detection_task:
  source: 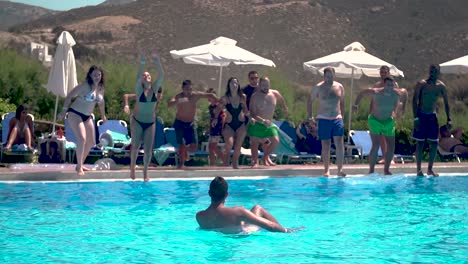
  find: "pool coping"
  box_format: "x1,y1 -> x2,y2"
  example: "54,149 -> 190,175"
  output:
0,162 -> 467,182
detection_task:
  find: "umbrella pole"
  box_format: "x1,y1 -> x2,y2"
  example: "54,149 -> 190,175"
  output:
348,69 -> 354,144
52,95 -> 59,135
218,66 -> 223,95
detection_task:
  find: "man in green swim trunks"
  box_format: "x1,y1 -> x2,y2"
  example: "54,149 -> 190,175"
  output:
353,76 -> 408,175
248,77 -> 289,167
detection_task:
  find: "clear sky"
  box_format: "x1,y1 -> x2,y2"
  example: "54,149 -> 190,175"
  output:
8,0 -> 106,11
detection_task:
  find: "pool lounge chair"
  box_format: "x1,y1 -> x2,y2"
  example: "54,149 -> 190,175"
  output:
437,145 -> 461,163
273,120 -> 320,164
95,119 -> 136,163
1,112 -> 38,163
349,130 -> 415,164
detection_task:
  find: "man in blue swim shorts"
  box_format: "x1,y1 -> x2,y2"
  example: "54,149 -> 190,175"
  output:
308,67 -> 346,177
412,64 -> 452,176
353,76 -> 408,175
168,80 -> 217,168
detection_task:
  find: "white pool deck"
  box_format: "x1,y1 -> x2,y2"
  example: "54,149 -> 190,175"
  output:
0,162 -> 467,182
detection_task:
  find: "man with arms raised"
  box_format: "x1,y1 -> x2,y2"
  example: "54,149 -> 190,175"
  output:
196,176 -> 292,234
168,80 -> 217,168
353,77 -> 408,175
412,64 -> 451,176
247,77 -> 289,167
308,67 -> 346,177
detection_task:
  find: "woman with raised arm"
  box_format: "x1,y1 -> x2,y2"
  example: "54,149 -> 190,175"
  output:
218,77 -> 248,169
123,53 -> 164,181
58,65 -> 107,176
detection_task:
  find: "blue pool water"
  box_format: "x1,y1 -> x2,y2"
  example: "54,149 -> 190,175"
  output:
0,175 -> 467,263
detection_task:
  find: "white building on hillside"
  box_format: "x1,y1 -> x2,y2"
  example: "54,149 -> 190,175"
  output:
30,42 -> 53,67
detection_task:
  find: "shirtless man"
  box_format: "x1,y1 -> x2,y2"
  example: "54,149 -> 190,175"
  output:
371,66 -> 406,164
168,80 -> 217,168
247,77 -> 289,167
308,67 -> 346,177
196,176 -> 291,234
353,77 -> 408,175
412,64 -> 451,176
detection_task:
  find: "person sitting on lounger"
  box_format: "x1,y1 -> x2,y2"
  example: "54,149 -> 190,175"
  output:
196,176 -> 294,234
295,119 -> 321,155
5,104 -> 34,151
439,125 -> 468,155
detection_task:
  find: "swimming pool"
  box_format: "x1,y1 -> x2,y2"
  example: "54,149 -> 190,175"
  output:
1,175 -> 466,263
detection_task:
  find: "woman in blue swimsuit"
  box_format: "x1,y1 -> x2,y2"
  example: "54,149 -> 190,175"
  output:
218,77 -> 248,169
123,53 -> 164,181
58,65 -> 107,176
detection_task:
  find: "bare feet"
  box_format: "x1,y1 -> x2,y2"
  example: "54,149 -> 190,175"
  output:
323,170 -> 330,177
75,166 -> 85,176
266,157 -> 276,166
427,170 -> 439,177
143,175 -> 150,182
337,171 -> 347,177
4,145 -> 11,151
176,164 -> 185,169
417,170 -> 424,176
384,170 -> 392,175
130,171 -> 136,180
251,162 -> 259,168
82,166 -> 91,172
368,169 -> 375,174
232,161 -> 239,169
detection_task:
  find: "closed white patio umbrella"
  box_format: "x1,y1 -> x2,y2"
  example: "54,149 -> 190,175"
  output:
170,36 -> 275,94
303,42 -> 404,141
440,55 -> 468,74
44,31 -> 78,134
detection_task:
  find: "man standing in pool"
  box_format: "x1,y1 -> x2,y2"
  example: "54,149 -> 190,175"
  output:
308,67 -> 346,177
168,80 -> 217,169
196,176 -> 292,234
353,76 -> 408,175
412,64 -> 452,177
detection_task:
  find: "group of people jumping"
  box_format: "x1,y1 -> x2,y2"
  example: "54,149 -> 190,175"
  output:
9,51 -> 457,180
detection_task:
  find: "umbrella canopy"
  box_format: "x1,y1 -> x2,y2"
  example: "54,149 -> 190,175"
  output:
303,42 -> 404,141
170,36 -> 275,93
44,31 -> 78,133
440,55 -> 468,74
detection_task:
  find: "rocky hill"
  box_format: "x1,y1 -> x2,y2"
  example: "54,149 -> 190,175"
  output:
0,1 -> 57,31
5,0 -> 468,88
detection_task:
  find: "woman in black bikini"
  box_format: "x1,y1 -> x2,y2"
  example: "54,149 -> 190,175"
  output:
218,77 -> 248,169
123,53 -> 164,181
58,65 -> 107,176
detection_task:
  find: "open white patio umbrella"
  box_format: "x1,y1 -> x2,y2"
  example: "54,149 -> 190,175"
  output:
170,36 -> 276,94
44,31 -> 78,134
303,42 -> 404,141
440,55 -> 468,74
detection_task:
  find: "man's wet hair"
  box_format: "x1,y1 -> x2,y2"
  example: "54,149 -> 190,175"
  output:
323,67 -> 335,75
209,176 -> 228,202
182,80 -> 192,87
